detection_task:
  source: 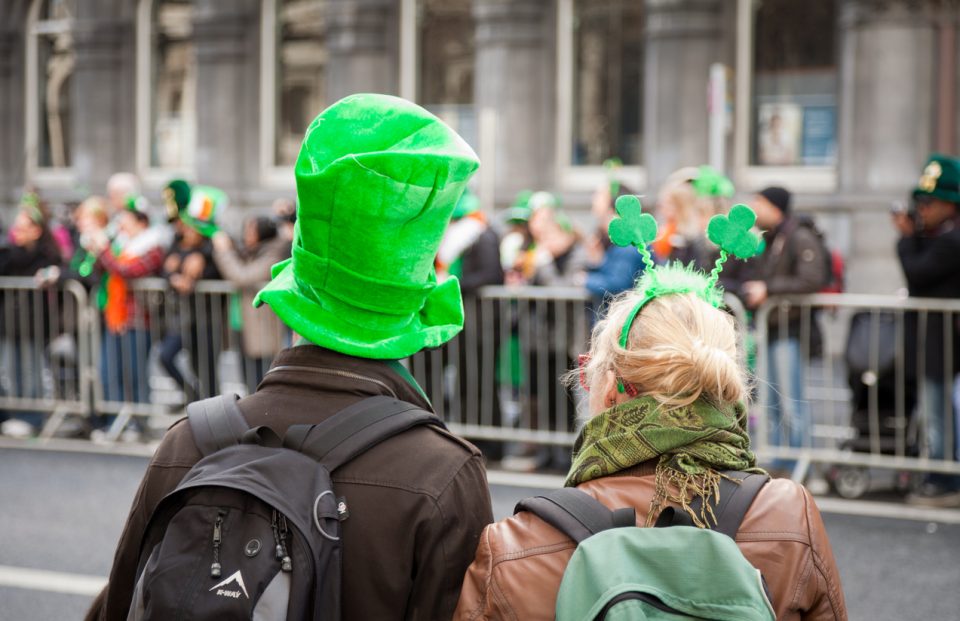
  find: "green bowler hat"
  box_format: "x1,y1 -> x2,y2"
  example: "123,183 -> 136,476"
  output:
913,153 -> 960,204
254,93 -> 480,359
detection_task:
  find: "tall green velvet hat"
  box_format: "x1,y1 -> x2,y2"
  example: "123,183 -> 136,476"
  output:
913,153 -> 960,204
254,93 -> 480,359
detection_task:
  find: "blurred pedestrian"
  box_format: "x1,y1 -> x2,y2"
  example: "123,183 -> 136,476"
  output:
506,192 -> 587,471
528,191 -> 587,287
87,195 -> 166,412
104,173 -> 142,245
734,186 -> 829,470
653,165 -> 734,269
436,189 -> 505,460
0,191 -> 62,437
212,216 -> 289,393
895,154 -> 960,507
500,190 -> 534,285
271,197 -> 296,248
159,180 -> 225,403
436,189 -> 503,293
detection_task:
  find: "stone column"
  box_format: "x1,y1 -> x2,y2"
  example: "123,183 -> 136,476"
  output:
643,0 -> 725,192
71,0 -> 136,196
192,0 -> 260,200
0,4 -> 27,209
837,0 -> 938,292
325,0 -> 398,100
473,0 -> 553,204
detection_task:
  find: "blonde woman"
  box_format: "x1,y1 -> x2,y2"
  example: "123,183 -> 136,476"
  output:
454,199 -> 847,621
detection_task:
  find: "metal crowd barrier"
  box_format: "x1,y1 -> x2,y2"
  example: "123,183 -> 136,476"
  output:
407,287 -> 750,448
3,274 -> 959,498
409,285 -> 592,447
91,278 -> 289,440
754,293 -> 960,496
0,276 -> 91,438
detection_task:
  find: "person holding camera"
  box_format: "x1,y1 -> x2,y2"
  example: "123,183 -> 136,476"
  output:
894,154 -> 960,507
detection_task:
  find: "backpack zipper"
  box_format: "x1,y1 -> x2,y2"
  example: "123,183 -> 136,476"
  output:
266,365 -> 398,399
271,509 -> 293,573
210,510 -> 225,578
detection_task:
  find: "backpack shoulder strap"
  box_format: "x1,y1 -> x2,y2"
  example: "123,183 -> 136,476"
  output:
514,488 -> 636,544
186,394 -> 249,457
710,472 -> 770,539
283,395 -> 446,471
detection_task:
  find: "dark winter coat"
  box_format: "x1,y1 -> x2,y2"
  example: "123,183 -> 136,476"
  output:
459,227 -> 504,295
897,216 -> 960,380
731,216 -> 828,342
90,345 -> 493,621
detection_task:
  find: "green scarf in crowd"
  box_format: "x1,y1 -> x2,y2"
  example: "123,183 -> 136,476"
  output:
565,396 -> 764,528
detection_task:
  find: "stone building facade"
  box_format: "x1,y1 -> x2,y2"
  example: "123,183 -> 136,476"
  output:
1,0 -> 958,293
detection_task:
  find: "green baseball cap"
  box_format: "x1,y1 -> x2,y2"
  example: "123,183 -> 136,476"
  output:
254,93 -> 480,359
913,153 -> 960,204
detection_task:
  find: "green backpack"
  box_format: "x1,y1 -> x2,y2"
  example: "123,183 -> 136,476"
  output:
515,472 -> 775,621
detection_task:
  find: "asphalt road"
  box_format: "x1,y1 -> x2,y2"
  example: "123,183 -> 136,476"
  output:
1,448 -> 958,621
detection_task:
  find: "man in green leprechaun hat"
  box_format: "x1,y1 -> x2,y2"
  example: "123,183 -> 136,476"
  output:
894,153 -> 960,507
92,94 -> 494,621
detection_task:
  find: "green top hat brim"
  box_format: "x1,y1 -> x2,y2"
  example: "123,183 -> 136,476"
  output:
254,258 -> 464,360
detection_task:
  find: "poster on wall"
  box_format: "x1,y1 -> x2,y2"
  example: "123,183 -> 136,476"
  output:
800,105 -> 836,166
757,103 -> 802,166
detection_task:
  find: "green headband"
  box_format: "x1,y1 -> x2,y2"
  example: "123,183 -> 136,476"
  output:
609,195 -> 763,352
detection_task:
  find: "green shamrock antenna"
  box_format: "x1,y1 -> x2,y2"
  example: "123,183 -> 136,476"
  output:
608,194 -> 658,273
608,196 -> 763,396
705,203 -> 763,290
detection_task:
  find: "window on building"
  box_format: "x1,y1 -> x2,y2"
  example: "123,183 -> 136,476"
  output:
34,0 -> 75,169
417,0 -> 475,145
151,0 -> 195,169
752,0 -> 837,167
275,0 -> 326,166
572,0 -> 643,166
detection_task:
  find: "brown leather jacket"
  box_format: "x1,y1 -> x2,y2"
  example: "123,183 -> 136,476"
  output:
455,463 -> 847,621
89,345 -> 493,621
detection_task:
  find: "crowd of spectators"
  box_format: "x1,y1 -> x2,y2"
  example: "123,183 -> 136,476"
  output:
0,173 -> 294,439
9,160 -> 956,500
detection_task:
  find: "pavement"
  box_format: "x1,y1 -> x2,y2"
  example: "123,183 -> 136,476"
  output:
0,446 -> 958,621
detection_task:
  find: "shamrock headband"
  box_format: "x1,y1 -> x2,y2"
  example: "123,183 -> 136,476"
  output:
609,194 -> 763,355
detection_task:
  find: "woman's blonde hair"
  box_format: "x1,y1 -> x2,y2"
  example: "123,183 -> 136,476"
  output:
580,291 -> 748,408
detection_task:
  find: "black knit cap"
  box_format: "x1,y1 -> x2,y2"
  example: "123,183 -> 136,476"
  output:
758,186 -> 791,214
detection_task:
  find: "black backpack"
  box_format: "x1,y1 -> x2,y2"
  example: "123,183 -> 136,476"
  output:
127,394 -> 443,620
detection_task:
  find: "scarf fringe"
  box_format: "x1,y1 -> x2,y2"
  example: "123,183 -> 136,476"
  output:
646,461 -> 741,528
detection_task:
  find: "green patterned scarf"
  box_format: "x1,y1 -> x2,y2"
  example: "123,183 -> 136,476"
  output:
565,396 -> 763,527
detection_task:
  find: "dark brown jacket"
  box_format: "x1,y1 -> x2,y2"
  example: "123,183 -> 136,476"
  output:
91,345 -> 493,621
455,463 -> 847,621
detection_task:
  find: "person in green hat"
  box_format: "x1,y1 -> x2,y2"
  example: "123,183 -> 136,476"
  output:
92,94 -> 494,621
156,183 -> 225,403
894,153 -> 960,507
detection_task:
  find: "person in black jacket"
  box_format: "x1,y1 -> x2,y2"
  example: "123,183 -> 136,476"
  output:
894,154 -> 960,506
